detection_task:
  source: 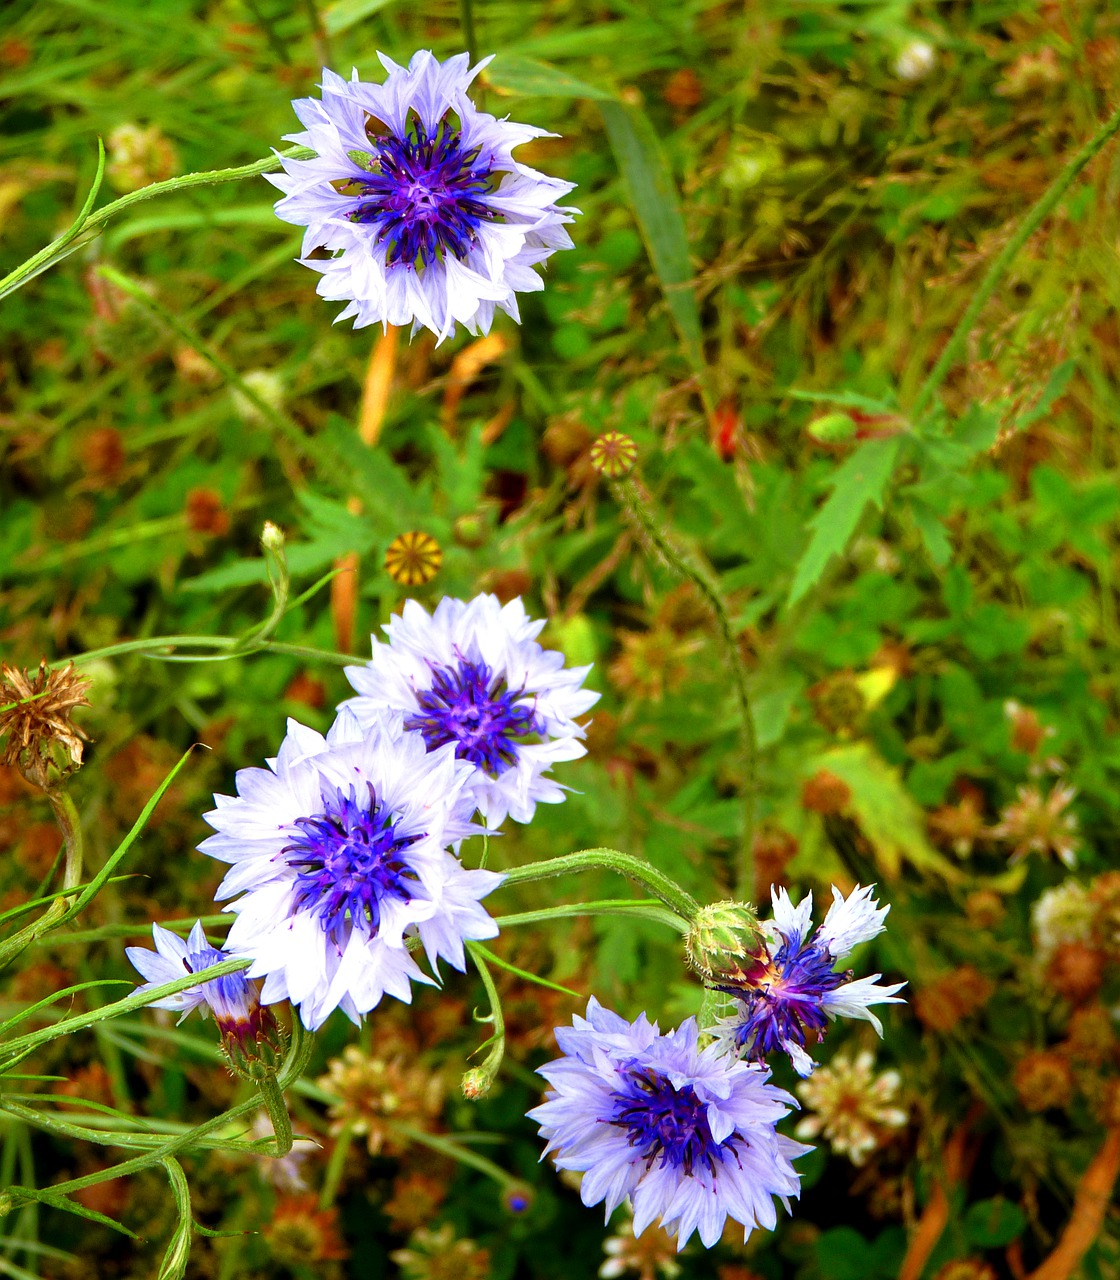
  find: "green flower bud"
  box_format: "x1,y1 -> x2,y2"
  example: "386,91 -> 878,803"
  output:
807,412 -> 858,443
461,1067 -> 493,1100
685,900 -> 768,985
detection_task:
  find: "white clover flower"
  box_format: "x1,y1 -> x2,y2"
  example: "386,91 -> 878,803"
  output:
1031,879 -> 1093,964
268,51 -> 578,342
893,40 -> 935,82
341,594 -> 599,827
199,710 -> 502,1031
795,1049 -> 907,1165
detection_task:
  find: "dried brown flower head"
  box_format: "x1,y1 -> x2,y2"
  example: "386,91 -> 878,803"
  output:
800,770 -> 852,815
318,1046 -> 443,1157
385,531 -> 442,586
913,967 -> 995,1033
392,1224 -> 490,1280
808,673 -> 866,736
609,626 -> 702,703
1044,941 -> 1105,1005
601,1211 -> 683,1280
383,1172 -> 447,1235
264,1194 -> 348,1266
991,783 -> 1080,868
0,661 -> 92,790
1063,1005 -> 1115,1066
185,487 -> 230,536
1014,1050 -> 1074,1113
929,791 -> 986,858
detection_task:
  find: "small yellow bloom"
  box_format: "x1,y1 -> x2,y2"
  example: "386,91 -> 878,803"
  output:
384,531 -> 442,586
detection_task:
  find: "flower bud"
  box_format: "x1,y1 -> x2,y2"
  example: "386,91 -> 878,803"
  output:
461,1067 -> 493,1100
807,412 -> 857,444
589,431 -> 638,478
685,900 -> 767,984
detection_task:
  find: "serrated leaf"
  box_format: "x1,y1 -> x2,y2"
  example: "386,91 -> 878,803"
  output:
788,436 -> 902,605
598,100 -> 705,383
487,53 -> 615,100
806,741 -> 962,881
910,499 -> 952,566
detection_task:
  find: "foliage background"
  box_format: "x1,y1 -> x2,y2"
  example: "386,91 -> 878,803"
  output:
1,0 -> 1120,1277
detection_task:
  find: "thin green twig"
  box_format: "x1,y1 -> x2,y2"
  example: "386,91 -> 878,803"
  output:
911,100 -> 1120,420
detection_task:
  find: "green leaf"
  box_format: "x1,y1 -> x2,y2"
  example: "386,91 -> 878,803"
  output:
158,1158 -> 193,1280
910,499 -> 952,566
788,388 -> 899,414
788,436 -> 902,606
805,741 -> 962,881
321,0 -> 398,36
467,944 -> 582,998
598,100 -> 706,383
964,1196 -> 1027,1247
487,54 -> 615,101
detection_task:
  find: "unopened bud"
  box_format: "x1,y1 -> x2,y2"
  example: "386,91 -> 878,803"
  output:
452,512 -> 488,549
261,522 -> 285,553
461,1067 -> 493,1100
685,900 -> 767,985
502,1182 -> 535,1215
589,431 -> 638,478
807,413 -> 857,444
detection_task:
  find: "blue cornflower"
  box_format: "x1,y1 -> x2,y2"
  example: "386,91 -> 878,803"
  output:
126,920 -> 270,1051
267,51 -> 578,342
528,999 -> 807,1250
198,711 -> 502,1031
341,594 -> 599,827
715,885 -> 906,1077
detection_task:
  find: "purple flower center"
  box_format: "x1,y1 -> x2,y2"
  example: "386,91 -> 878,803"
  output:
608,1066 -> 733,1177
350,116 -> 497,268
722,930 -> 848,1061
282,781 -> 424,942
405,657 -> 541,777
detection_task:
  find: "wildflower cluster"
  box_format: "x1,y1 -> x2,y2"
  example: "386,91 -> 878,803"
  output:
129,592 -> 596,1039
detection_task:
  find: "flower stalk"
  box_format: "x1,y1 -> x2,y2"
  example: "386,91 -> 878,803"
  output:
611,476 -> 759,882
501,848 -> 701,923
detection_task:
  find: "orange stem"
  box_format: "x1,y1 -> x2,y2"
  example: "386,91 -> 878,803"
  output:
1027,1127 -> 1120,1280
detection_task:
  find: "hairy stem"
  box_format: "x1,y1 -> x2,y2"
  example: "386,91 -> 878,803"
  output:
0,145 -> 313,301
465,941 -> 506,1092
912,101 -> 1120,419
257,1075 -> 293,1158
501,848 -> 701,922
612,477 -> 758,883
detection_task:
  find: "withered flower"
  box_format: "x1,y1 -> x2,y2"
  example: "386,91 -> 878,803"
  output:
0,661 -> 92,790
318,1046 -> 443,1157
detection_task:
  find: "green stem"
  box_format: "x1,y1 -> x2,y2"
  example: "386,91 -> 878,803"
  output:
0,145 -> 313,302
318,1122 -> 353,1210
500,849 -> 700,922
257,1075 -> 293,1158
0,1018 -> 313,1217
459,0 -> 478,63
494,899 -> 687,932
98,266 -> 322,467
611,476 -> 758,883
391,1124 -> 516,1189
0,789 -> 86,971
912,100 -> 1120,419
62,636 -> 367,669
464,941 -> 505,1094
0,958 -> 252,1066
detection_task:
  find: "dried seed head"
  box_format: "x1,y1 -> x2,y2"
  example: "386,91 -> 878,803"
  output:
589,431 -> 638,478
0,661 -> 92,791
385,531 -> 442,586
